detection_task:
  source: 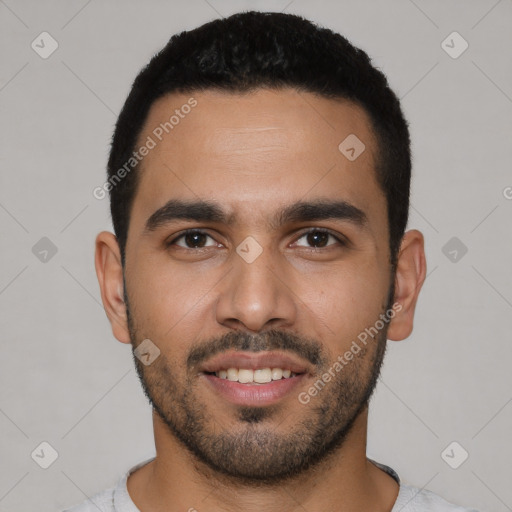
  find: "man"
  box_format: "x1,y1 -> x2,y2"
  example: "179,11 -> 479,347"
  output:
66,10 -> 478,512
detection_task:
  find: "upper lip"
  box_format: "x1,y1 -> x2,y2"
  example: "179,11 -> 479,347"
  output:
199,351 -> 312,374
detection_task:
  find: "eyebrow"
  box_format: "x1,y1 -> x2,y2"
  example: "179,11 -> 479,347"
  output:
143,198 -> 369,234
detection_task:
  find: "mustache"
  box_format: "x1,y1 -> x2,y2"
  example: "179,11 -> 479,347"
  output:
187,328 -> 326,370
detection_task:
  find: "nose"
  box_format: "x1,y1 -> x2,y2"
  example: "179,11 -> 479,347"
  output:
215,242 -> 297,333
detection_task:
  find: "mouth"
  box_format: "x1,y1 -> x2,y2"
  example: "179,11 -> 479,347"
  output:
199,351 -> 311,406
204,367 -> 299,383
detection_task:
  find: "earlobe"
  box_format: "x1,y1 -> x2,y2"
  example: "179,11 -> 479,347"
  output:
94,231 -> 131,344
386,229 -> 427,342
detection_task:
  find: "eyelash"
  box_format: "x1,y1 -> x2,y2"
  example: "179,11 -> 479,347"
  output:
165,228 -> 348,250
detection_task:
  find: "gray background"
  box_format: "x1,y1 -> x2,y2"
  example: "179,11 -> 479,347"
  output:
1,1 -> 511,511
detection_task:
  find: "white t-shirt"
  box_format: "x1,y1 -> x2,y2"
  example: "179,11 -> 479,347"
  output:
63,457 -> 479,512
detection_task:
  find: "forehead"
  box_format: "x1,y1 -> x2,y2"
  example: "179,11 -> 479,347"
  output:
129,88 -> 386,236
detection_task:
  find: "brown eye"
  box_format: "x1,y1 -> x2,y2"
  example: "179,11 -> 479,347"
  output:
167,230 -> 217,249
294,229 -> 346,249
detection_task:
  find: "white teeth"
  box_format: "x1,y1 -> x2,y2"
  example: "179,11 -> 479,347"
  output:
254,368 -> 272,383
238,369 -> 253,383
227,368 -> 238,381
271,368 -> 283,380
214,367 -> 297,382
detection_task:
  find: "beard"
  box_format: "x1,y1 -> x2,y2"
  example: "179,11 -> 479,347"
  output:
125,280 -> 394,485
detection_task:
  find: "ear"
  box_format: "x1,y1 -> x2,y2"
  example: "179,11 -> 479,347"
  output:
94,231 -> 131,344
386,229 -> 427,341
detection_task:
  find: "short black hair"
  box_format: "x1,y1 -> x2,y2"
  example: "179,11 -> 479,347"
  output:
107,10 -> 411,270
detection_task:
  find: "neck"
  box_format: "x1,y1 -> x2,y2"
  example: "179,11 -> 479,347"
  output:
127,407 -> 399,512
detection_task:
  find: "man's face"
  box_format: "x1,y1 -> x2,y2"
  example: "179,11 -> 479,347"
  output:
123,88 -> 394,482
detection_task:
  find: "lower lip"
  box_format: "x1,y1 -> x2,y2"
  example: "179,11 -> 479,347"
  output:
202,373 -> 306,406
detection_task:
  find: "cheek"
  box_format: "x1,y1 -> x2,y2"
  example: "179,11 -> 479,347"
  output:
127,252 -> 222,342
299,262 -> 388,349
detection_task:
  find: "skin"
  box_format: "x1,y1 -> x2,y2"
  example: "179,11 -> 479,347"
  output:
95,88 -> 426,512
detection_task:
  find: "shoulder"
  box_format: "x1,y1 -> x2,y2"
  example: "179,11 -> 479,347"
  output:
60,456 -> 155,512
394,483 -> 480,512
61,486 -> 116,512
